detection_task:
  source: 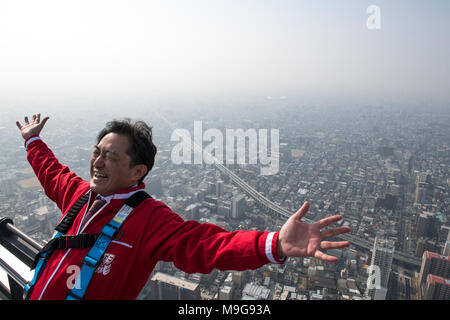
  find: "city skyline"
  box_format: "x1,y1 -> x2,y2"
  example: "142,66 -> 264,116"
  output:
1,102 -> 448,300
0,1 -> 449,301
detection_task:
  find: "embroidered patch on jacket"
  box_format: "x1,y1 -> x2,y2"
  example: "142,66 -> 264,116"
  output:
95,253 -> 116,275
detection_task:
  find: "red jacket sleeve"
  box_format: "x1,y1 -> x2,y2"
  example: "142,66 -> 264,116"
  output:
146,203 -> 285,274
25,135 -> 88,214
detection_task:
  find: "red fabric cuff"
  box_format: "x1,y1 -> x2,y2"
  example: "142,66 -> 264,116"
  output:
24,135 -> 41,150
259,231 -> 286,264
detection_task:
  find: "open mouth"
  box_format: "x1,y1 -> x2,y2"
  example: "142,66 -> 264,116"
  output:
93,172 -> 108,181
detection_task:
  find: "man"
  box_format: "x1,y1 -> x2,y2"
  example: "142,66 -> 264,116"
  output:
16,113 -> 350,300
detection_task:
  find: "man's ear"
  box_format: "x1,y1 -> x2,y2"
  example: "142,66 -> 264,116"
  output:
132,164 -> 148,182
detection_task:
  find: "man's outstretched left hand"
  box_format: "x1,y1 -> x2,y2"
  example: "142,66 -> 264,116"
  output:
277,202 -> 351,262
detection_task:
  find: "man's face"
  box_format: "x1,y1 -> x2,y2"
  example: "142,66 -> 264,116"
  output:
90,133 -> 139,196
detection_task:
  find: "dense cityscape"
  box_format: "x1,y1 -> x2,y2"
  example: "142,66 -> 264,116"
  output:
0,100 -> 449,300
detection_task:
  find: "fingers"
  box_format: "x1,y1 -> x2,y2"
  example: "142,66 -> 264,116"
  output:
321,226 -> 351,239
318,215 -> 342,228
320,241 -> 350,250
40,116 -> 50,127
17,114 -> 48,135
294,202 -> 310,221
315,241 -> 350,262
314,250 -> 338,262
18,114 -> 47,126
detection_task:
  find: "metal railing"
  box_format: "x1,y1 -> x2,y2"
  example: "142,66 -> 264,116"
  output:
0,217 -> 43,300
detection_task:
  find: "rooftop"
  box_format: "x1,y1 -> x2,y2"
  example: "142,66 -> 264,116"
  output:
427,274 -> 450,286
423,251 -> 450,262
151,272 -> 198,291
242,283 -> 270,300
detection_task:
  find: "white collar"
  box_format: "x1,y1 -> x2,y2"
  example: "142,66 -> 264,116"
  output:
95,184 -> 140,202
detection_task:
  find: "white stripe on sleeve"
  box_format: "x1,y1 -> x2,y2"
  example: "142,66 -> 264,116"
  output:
265,232 -> 277,264
25,136 -> 41,150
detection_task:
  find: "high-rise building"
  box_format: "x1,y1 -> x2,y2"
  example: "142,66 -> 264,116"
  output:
232,271 -> 245,289
231,194 -> 246,219
416,237 -> 439,257
373,287 -> 388,300
415,182 -> 427,204
423,274 -> 450,300
207,181 -> 216,194
185,203 -> 200,220
149,272 -> 200,300
418,251 -> 450,298
219,273 -> 234,300
416,211 -> 437,238
415,172 -> 431,204
217,200 -> 231,218
367,237 -> 395,299
443,232 -> 450,256
216,180 -> 224,198
433,186 -> 445,202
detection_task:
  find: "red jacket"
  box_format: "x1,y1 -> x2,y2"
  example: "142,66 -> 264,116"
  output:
24,136 -> 285,300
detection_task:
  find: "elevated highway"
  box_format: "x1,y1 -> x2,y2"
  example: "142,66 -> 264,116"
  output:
215,163 -> 422,269
155,112 -> 422,269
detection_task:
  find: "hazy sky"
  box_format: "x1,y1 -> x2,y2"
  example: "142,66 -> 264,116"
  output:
0,0 -> 449,106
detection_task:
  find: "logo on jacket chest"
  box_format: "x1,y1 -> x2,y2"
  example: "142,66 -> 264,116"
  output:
66,253 -> 116,290
95,253 -> 116,275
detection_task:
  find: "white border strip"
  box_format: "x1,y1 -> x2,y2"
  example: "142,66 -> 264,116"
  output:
265,232 -> 277,264
111,188 -> 141,200
25,136 -> 41,150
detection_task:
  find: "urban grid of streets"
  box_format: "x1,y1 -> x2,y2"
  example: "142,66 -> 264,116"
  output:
0,99 -> 448,300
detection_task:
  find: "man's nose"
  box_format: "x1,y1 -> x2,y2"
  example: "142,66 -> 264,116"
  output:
92,154 -> 105,167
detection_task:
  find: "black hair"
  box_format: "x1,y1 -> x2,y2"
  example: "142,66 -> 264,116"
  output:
96,118 -> 157,184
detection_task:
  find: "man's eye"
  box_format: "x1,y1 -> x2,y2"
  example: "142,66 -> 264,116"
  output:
104,152 -> 117,160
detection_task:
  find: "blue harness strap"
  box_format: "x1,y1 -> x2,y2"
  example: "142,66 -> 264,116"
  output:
24,192 -> 90,300
66,191 -> 150,300
23,231 -> 63,299
24,190 -> 150,300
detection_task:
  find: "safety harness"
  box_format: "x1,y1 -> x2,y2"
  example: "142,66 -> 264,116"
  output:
24,190 -> 151,300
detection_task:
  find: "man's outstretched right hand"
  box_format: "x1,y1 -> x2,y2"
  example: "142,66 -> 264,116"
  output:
16,113 -> 50,141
